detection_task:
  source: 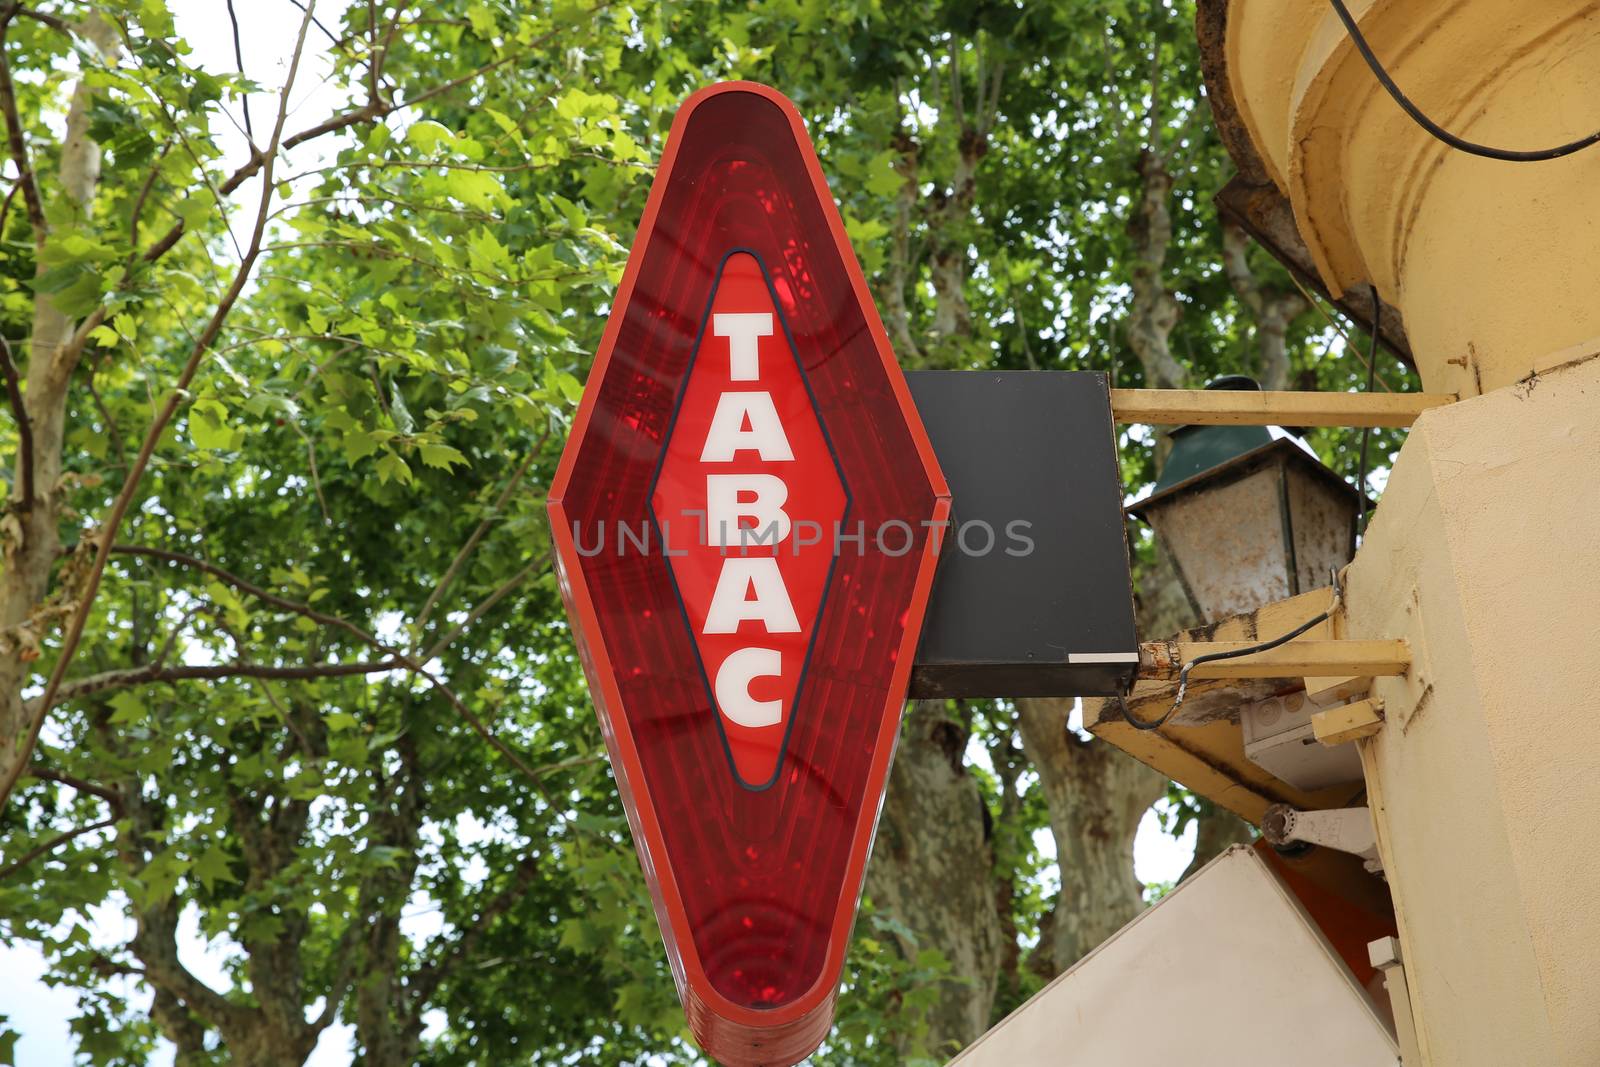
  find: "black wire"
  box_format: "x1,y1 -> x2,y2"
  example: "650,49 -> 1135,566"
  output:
1354,291 -> 1379,542
1328,0 -> 1600,162
1118,572 -> 1343,732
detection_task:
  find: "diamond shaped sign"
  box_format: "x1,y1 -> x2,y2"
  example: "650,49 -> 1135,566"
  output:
548,82 -> 949,1066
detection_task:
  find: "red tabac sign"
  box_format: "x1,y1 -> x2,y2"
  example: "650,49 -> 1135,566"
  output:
548,82 -> 949,1066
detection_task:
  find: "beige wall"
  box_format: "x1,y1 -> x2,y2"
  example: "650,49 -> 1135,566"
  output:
1347,354 -> 1600,1065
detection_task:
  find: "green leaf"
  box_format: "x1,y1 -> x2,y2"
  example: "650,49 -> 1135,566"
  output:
406,120 -> 453,154
483,106 -> 526,150
419,442 -> 468,470
468,228 -> 511,275
342,429 -> 380,463
174,194 -> 214,230
192,844 -> 234,892
27,263 -> 101,317
554,90 -> 586,120
447,168 -> 507,212
189,399 -> 237,451
204,578 -> 251,631
136,850 -> 190,908
865,149 -> 906,197
611,128 -> 640,162
556,371 -> 585,405
237,910 -> 284,944
325,711 -> 359,732
375,450 -> 412,485
466,3 -> 497,36
388,383 -> 415,434
107,690 -> 145,725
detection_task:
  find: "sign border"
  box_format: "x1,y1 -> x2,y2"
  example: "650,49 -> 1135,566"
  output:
548,80 -> 950,1039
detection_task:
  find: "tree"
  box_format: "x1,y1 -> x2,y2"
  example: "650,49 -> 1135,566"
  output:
1,1 -> 1417,1063
0,2 -> 694,1062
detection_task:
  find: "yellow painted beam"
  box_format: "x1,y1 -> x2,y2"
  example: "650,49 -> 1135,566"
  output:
1304,674 -> 1372,708
1312,697 -> 1386,746
1138,639 -> 1410,680
1110,388 -> 1452,428
1088,710 -> 1364,826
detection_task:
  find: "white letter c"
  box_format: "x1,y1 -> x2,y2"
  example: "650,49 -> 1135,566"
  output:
714,647 -> 783,728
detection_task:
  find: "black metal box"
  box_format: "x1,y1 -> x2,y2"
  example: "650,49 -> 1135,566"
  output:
907,371 -> 1138,698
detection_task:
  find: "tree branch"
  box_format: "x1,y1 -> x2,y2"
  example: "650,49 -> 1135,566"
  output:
12,6 -> 68,35
107,543 -> 555,789
0,172 -> 18,235
0,815 -> 115,880
0,335 -> 31,508
0,1 -> 609,812
113,544 -> 384,651
421,553 -> 546,664
284,0 -> 345,51
224,0 -> 255,141
364,0 -> 380,102
1283,272 -> 1397,394
52,658 -> 405,704
408,852 -> 540,1005
83,368 -> 128,469
1221,221 -> 1263,315
125,141 -> 172,262
1124,148 -> 1187,389
1223,222 -> 1309,390
127,833 -> 251,1038
27,763 -> 124,810
0,4 -> 46,243
138,5 -> 600,269
413,439 -> 544,636
948,37 -> 965,130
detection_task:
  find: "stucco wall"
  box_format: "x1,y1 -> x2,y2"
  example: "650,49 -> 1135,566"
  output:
1347,354 -> 1600,1064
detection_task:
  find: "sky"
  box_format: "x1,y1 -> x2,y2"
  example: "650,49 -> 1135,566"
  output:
0,4 -> 1197,1062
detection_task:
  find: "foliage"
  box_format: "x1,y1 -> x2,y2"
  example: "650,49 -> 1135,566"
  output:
0,1 -> 1412,1063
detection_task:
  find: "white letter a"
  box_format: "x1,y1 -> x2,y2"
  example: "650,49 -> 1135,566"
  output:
700,392 -> 794,463
703,558 -> 800,634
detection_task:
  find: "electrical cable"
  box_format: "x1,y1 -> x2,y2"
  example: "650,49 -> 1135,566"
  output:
1354,291 -> 1379,542
1327,0 -> 1600,162
1117,570 -> 1344,732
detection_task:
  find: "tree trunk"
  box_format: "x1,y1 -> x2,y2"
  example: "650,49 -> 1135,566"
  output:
1220,222 -> 1308,391
1016,699 -> 1166,972
1125,149 -> 1187,391
1181,801 -> 1255,882
0,17 -> 117,811
864,700 -> 1005,1058
352,743 -> 427,1067
881,132 -> 923,365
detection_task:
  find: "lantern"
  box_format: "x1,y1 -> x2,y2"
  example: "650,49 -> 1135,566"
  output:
1128,376 -> 1361,624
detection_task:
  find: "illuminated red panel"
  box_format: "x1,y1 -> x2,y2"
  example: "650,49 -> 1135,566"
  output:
548,82 -> 948,1067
